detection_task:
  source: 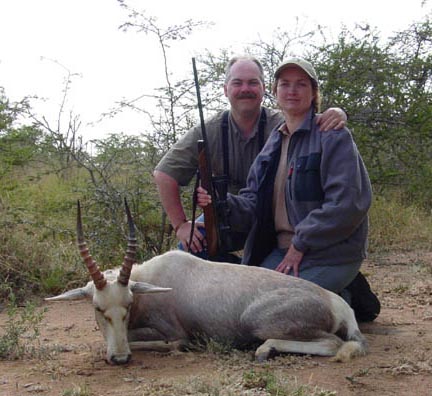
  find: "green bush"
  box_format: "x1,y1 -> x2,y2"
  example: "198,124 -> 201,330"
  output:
0,220 -> 88,302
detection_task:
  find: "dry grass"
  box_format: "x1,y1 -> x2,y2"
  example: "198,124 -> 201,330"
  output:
368,195 -> 432,253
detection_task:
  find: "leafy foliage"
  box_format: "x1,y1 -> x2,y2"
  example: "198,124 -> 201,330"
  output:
0,89 -> 42,178
316,22 -> 432,205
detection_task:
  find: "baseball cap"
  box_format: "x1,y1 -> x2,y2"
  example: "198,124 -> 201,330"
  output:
274,57 -> 318,84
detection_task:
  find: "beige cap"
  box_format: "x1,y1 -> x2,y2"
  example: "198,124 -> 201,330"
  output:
274,57 -> 318,84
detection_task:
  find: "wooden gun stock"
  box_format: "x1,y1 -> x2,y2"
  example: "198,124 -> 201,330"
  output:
197,140 -> 219,257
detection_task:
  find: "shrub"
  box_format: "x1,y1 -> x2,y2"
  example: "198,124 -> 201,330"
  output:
0,289 -> 46,360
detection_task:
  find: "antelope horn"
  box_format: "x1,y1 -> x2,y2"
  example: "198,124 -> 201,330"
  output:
117,198 -> 138,286
77,200 -> 107,290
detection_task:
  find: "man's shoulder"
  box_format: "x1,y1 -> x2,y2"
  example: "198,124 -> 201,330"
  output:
176,110 -> 225,142
188,110 -> 225,140
261,107 -> 284,136
263,107 -> 284,127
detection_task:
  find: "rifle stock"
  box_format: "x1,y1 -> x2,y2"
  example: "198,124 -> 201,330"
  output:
197,140 -> 219,257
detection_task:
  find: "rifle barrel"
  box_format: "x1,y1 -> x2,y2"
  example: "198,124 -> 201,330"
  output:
192,58 -> 214,182
192,58 -> 220,258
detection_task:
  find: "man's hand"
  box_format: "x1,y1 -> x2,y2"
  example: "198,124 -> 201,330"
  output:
275,244 -> 304,277
176,220 -> 206,253
316,107 -> 347,131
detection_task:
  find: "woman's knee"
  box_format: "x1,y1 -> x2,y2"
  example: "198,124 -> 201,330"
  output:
299,262 -> 361,293
260,248 -> 286,271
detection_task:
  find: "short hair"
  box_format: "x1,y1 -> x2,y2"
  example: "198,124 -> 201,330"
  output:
224,56 -> 265,84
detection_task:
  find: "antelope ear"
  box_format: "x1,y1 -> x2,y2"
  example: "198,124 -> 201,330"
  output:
129,281 -> 172,294
45,283 -> 94,301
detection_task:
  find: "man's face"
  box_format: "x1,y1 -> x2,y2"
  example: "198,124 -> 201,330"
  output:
224,60 -> 265,116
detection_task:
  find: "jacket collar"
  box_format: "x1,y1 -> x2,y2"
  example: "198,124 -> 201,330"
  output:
277,105 -> 315,136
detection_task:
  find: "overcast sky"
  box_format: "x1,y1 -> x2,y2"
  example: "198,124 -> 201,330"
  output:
0,0 -> 430,140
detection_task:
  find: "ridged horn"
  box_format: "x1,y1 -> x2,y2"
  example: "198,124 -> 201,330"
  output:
77,200 -> 107,290
117,198 -> 138,286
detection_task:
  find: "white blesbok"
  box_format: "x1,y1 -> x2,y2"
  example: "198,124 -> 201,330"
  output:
46,200 -> 368,365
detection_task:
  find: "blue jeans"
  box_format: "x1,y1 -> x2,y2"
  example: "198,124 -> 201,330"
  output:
260,247 -> 361,294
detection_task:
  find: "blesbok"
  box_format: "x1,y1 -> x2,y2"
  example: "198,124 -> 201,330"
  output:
46,200 -> 368,365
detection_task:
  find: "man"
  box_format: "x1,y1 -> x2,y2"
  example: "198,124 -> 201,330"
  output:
154,56 -> 346,254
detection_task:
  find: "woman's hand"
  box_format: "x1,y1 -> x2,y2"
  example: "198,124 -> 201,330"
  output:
196,186 -> 212,207
275,244 -> 304,277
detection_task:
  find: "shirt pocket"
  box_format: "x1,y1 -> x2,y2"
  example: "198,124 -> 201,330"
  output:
294,153 -> 324,201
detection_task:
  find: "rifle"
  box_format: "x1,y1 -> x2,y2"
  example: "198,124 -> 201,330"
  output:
192,58 -> 232,258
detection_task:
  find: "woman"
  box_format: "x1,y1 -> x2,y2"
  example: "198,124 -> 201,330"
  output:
197,57 -> 380,321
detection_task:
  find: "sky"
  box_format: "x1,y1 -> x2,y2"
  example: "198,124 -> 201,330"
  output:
0,0 -> 430,141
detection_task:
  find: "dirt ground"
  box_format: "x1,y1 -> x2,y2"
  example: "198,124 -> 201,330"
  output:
1,251 -> 432,396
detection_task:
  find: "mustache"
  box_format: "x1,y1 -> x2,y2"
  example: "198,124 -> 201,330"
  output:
236,93 -> 257,99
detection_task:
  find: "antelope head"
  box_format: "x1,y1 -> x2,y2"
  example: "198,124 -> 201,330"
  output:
45,198 -> 172,365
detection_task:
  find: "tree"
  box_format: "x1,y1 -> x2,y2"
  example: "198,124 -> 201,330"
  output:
387,17 -> 432,203
70,132 -> 165,261
116,0 -> 213,153
115,1 -> 214,251
0,88 -> 42,177
314,20 -> 432,206
22,59 -> 85,180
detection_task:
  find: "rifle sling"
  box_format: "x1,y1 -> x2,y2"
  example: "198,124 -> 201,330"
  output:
188,170 -> 200,250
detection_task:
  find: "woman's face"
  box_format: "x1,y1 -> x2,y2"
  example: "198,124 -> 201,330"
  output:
275,66 -> 314,118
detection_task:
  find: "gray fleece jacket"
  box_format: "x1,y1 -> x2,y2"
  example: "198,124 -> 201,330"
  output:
227,107 -> 372,268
